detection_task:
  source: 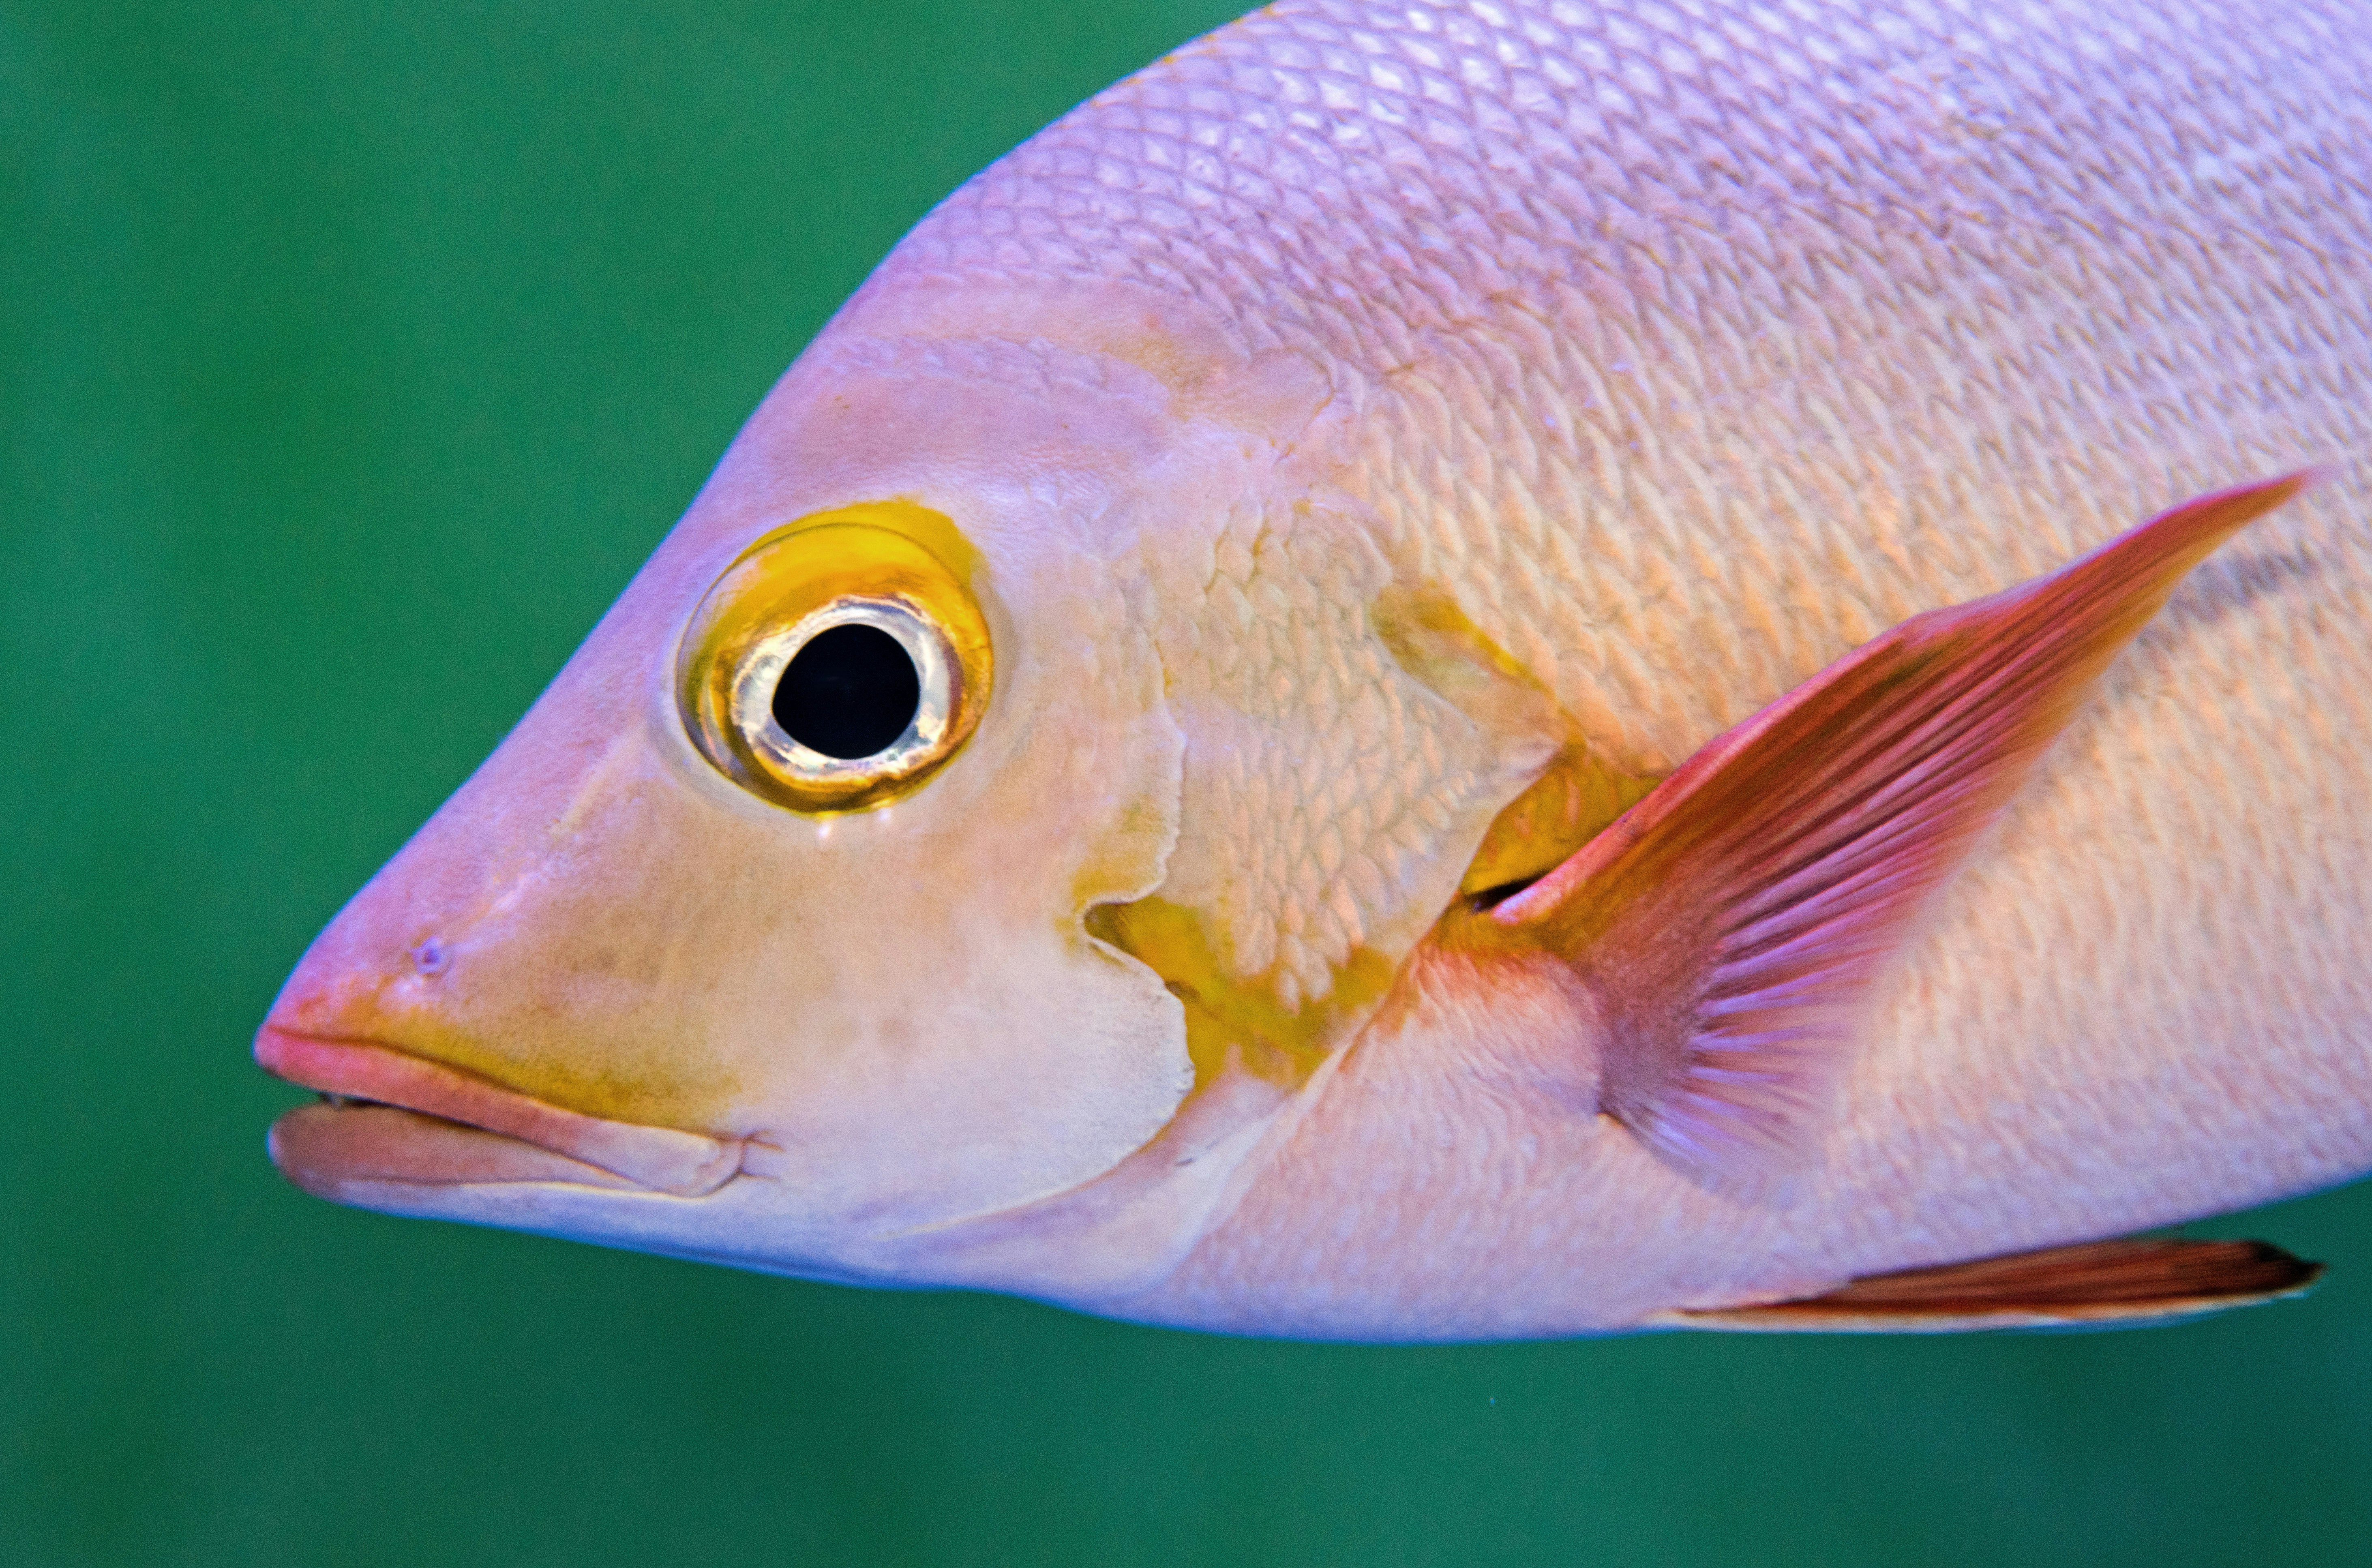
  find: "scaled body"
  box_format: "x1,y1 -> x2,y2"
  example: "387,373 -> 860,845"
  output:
261,0 -> 2372,1337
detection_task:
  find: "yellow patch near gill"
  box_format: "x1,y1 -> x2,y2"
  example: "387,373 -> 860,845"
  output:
1367,582 -> 1662,899
1459,746 -> 1662,899
1369,583 -> 1567,741
1085,897 -> 1399,1089
1087,580 -> 1665,1093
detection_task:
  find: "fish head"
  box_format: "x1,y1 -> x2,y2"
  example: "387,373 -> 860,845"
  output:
255,314 -> 1326,1281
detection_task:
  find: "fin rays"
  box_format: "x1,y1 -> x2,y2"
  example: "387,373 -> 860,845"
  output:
1671,1237 -> 2324,1331
1481,473 -> 2318,1187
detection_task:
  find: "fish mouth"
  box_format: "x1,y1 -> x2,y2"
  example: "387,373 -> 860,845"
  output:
256,1026 -> 744,1200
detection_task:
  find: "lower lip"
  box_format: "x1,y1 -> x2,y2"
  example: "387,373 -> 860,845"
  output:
267,1100 -> 654,1198
254,1026 -> 743,1197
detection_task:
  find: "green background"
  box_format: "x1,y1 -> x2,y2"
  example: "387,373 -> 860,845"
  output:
5,1 -> 2370,1562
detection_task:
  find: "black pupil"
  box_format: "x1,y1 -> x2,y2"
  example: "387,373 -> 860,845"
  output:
772,623 -> 921,760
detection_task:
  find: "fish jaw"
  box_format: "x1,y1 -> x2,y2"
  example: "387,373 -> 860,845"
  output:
256,1027 -> 744,1199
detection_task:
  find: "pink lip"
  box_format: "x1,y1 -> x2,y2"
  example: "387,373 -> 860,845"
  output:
256,1026 -> 743,1198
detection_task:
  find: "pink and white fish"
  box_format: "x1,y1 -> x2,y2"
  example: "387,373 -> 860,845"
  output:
256,0 -> 2372,1337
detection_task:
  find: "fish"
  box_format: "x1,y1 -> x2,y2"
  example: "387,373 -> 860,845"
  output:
255,0 -> 2372,1339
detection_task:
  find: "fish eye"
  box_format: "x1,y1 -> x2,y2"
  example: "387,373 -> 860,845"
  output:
773,620 -> 923,759
677,504 -> 991,814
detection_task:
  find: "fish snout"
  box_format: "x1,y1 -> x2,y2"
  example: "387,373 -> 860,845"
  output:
253,865 -> 750,1205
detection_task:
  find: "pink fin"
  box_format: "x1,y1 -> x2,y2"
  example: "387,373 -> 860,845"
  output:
1489,473 -> 2317,1185
1666,1237 -> 2323,1331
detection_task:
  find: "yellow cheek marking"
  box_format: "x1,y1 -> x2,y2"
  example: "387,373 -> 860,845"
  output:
1086,896 -> 1398,1090
328,772 -> 792,1135
306,973 -> 750,1135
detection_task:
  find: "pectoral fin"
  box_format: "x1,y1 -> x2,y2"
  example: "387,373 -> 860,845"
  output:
1664,1237 -> 2324,1331
1479,473 -> 2317,1185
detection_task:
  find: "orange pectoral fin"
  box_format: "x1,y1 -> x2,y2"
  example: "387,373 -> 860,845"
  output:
1481,472 -> 2319,1187
1663,1237 -> 2324,1331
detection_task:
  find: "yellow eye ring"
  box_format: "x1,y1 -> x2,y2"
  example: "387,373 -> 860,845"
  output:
677,503 -> 992,814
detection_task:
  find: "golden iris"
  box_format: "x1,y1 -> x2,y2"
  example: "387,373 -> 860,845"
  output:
677,502 -> 992,814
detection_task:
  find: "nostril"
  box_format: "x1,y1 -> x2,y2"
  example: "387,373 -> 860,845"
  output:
410,938 -> 451,978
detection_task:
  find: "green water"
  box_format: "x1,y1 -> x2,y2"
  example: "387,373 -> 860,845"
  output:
5,2 -> 2370,1562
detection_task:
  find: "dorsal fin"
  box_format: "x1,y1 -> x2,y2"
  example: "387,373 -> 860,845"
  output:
1483,473 -> 2318,1185
1664,1237 -> 2325,1331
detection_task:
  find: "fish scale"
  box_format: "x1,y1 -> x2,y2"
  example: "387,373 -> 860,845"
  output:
877,0 -> 2368,946
258,0 -> 2372,1336
866,0 -> 2372,1330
